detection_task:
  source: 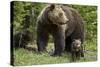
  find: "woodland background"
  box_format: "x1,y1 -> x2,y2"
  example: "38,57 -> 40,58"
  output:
11,1 -> 97,66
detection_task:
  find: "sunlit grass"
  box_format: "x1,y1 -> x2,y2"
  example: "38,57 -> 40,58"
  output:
13,40 -> 97,66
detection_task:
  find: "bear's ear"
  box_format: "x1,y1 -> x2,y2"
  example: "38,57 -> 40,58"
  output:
50,4 -> 55,11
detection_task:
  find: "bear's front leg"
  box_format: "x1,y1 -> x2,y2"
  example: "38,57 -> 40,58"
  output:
52,29 -> 65,56
37,27 -> 49,52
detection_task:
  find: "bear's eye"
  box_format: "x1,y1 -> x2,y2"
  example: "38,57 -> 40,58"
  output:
59,13 -> 63,17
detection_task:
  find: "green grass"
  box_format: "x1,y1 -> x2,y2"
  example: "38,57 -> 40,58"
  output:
13,40 -> 97,66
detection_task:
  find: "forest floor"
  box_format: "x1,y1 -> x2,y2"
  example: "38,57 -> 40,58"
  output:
13,41 -> 97,66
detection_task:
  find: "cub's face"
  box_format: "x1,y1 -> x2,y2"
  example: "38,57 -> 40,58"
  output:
48,4 -> 69,25
71,39 -> 81,52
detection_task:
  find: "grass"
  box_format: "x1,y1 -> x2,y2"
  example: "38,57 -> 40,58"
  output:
13,40 -> 97,66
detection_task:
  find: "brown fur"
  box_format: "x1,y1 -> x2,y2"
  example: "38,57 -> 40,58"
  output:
37,4 -> 85,56
71,39 -> 84,61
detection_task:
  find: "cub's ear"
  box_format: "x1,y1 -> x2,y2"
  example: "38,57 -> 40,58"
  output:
50,4 -> 55,11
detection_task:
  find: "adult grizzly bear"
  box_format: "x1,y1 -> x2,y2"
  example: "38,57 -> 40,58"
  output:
37,4 -> 85,56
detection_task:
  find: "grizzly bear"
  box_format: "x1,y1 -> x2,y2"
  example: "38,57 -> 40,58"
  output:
71,39 -> 84,61
36,4 -> 85,56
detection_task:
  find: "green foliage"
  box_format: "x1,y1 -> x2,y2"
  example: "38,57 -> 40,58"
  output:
12,1 -> 47,39
71,5 -> 97,41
